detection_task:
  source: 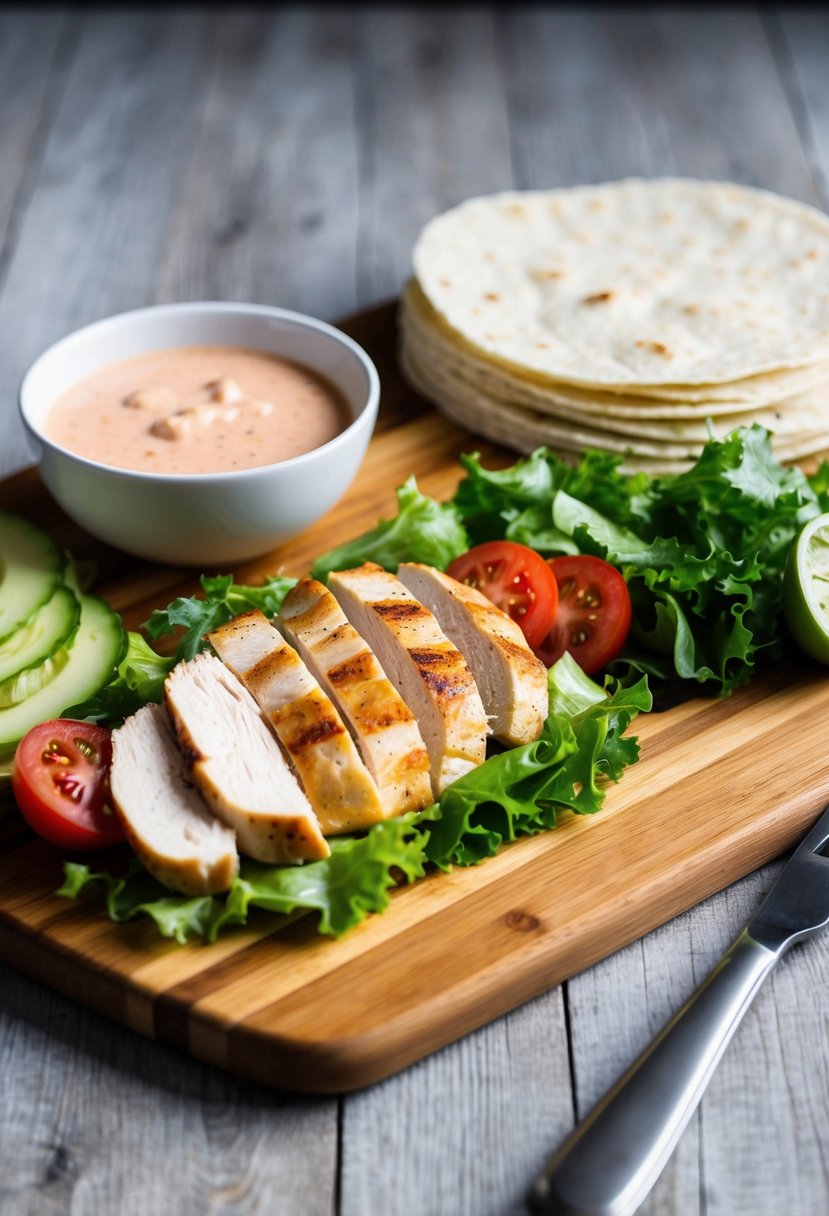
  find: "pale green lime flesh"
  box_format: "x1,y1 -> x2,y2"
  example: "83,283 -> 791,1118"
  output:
784,512 -> 829,665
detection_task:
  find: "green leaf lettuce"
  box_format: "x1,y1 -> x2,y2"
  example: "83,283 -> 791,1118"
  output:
311,476 -> 468,582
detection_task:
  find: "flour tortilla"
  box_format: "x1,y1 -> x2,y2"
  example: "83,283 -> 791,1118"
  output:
402,279 -> 829,416
400,310 -> 829,441
402,322 -> 829,442
400,342 -> 829,475
413,180 -> 829,388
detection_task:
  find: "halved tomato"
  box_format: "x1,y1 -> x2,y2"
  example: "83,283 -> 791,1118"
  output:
534,555 -> 632,674
447,540 -> 559,649
12,719 -> 123,851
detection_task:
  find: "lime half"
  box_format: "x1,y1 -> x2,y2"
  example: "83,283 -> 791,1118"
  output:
784,512 -> 829,664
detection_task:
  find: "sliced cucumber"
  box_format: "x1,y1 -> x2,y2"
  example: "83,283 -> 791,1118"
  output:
0,585 -> 81,705
0,592 -> 125,756
0,642 -> 73,709
0,512 -> 65,644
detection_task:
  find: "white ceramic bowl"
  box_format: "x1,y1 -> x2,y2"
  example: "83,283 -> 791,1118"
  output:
19,302 -> 380,566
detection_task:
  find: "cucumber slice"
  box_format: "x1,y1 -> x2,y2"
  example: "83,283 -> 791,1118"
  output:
0,642 -> 73,709
0,513 -> 66,644
0,585 -> 81,705
0,592 -> 125,755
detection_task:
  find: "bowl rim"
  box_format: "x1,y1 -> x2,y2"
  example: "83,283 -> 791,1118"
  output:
18,300 -> 381,484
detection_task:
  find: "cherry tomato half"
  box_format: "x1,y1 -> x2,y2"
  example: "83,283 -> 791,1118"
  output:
447,540 -> 559,649
534,555 -> 632,675
12,720 -> 123,851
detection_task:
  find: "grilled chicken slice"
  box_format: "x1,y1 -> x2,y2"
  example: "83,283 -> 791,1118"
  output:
164,651 -> 329,863
111,703 -> 239,895
328,563 -> 488,796
208,610 -> 386,834
279,577 -> 432,816
398,563 -> 548,746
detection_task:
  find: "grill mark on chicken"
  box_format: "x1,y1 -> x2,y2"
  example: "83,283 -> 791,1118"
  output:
330,672 -> 415,732
408,647 -> 477,699
327,652 -> 377,685
495,636 -> 536,665
314,622 -> 352,649
276,714 -> 345,753
373,599 -> 430,622
245,647 -> 294,688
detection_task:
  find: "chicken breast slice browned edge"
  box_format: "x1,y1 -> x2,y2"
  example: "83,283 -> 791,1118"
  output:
397,564 -> 549,746
208,610 -> 388,834
328,563 -> 488,796
164,651 -> 329,863
279,577 -> 432,817
111,703 -> 240,895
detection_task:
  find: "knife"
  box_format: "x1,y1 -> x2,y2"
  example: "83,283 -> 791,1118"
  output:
527,798 -> 829,1216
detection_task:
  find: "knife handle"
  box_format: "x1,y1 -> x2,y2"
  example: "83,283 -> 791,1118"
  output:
528,929 -> 780,1216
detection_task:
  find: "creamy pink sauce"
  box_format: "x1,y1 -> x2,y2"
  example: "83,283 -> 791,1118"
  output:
45,345 -> 351,475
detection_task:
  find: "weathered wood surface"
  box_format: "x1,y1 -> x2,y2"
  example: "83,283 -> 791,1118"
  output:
1,6 -> 828,1214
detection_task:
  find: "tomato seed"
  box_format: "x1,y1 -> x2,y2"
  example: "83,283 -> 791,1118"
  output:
73,737 -> 99,764
41,742 -> 71,766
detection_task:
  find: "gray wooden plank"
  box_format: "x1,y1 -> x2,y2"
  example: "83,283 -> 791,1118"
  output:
0,965 -> 337,1216
771,8 -> 829,208
699,873 -> 829,1216
568,863 -> 829,1216
155,7 -> 361,323
340,991 -> 574,1216
500,5 -> 819,204
566,917 -> 702,1216
0,7 -> 215,477
352,4 -> 512,305
0,10 -> 74,266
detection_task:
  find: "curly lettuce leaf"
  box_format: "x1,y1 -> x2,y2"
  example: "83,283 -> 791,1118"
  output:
311,476 -> 468,582
424,655 -> 651,868
59,813 -> 430,942
456,426 -> 827,695
213,813 -> 428,938
58,860 -> 219,943
456,447 -> 654,543
144,572 -> 297,663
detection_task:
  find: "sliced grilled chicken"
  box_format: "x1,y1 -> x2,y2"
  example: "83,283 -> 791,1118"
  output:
164,651 -> 329,863
208,610 -> 387,834
398,563 -> 548,746
328,563 -> 488,796
279,577 -> 432,816
111,703 -> 239,895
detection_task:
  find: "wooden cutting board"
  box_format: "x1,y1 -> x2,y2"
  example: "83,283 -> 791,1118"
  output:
2,300 -> 829,1094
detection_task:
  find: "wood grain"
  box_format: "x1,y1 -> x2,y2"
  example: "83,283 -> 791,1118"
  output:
2,301 -> 829,1097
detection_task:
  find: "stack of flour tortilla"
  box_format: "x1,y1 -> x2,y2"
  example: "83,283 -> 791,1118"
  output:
399,179 -> 829,473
